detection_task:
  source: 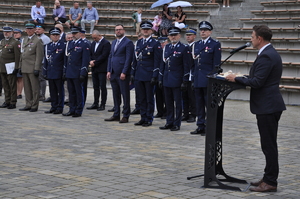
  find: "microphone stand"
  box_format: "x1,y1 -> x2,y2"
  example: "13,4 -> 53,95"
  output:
210,51 -> 237,76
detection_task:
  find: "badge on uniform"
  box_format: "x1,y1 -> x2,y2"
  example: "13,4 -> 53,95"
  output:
205,46 -> 208,52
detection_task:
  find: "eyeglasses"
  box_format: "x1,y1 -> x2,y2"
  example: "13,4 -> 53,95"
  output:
115,29 -> 124,31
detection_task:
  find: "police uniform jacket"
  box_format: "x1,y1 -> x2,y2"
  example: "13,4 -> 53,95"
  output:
0,37 -> 21,73
131,37 -> 162,81
159,42 -> 191,87
64,39 -> 90,78
192,37 -> 221,88
19,34 -> 44,73
43,40 -> 66,79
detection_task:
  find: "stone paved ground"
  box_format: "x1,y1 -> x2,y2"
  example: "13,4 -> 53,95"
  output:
0,88 -> 300,199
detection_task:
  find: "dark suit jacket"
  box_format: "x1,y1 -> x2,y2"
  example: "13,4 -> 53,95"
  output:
235,44 -> 286,115
107,36 -> 134,80
90,37 -> 111,73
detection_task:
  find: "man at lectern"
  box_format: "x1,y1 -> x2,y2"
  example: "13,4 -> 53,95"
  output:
226,25 -> 286,192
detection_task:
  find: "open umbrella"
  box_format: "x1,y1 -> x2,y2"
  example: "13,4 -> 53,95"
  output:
168,1 -> 192,8
150,0 -> 173,9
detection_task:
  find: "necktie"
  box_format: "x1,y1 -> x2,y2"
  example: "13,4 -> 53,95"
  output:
114,40 -> 120,52
143,39 -> 146,45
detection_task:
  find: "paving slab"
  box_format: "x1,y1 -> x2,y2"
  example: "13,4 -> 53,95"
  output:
0,87 -> 300,198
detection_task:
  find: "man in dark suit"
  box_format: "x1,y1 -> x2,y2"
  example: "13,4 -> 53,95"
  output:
131,21 -> 162,127
105,24 -> 134,123
226,25 -> 286,192
87,30 -> 111,111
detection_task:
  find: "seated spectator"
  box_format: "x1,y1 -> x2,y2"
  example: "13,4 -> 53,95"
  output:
223,0 -> 230,7
208,0 -> 216,3
52,0 -> 66,24
132,8 -> 142,35
65,1 -> 82,29
160,4 -> 173,37
173,6 -> 186,29
81,1 -> 99,34
30,1 -> 46,24
152,11 -> 162,36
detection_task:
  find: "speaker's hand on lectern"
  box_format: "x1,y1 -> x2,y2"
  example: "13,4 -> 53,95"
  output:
226,74 -> 236,82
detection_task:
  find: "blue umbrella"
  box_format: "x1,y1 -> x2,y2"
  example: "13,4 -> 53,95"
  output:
150,0 -> 173,9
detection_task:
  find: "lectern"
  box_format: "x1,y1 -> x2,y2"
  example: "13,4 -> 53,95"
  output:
188,76 -> 249,191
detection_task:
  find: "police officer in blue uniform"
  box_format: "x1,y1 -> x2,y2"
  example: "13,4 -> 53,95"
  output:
43,27 -> 66,114
131,21 -> 162,127
190,21 -> 221,135
159,27 -> 192,131
63,26 -> 90,117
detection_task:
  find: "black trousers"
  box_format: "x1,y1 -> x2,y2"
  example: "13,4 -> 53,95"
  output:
48,78 -> 64,111
256,111 -> 282,187
52,15 -> 67,23
110,76 -> 131,118
164,86 -> 182,127
92,72 -> 107,106
155,83 -> 165,116
182,81 -> 196,117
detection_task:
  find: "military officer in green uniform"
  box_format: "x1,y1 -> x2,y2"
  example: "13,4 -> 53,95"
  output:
0,26 -> 21,109
19,23 -> 44,112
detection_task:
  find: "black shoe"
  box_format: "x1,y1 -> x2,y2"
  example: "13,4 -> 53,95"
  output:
7,104 -> 16,109
64,100 -> 69,104
17,95 -> 22,99
142,122 -> 152,127
19,107 -> 31,111
43,97 -> 51,102
62,111 -> 75,116
170,126 -> 180,131
190,128 -> 206,135
134,120 -> 145,126
181,115 -> 189,121
53,110 -> 63,114
97,104 -> 105,111
159,124 -> 173,130
131,108 -> 140,114
0,102 -> 10,108
39,96 -> 45,101
72,113 -> 82,117
45,109 -> 55,114
86,104 -> 98,110
108,107 -> 115,112
29,108 -> 38,112
154,113 -> 163,118
186,115 -> 196,123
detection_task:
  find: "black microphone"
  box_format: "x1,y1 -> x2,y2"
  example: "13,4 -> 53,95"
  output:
230,42 -> 251,54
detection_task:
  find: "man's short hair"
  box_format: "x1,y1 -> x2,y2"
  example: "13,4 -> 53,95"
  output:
115,24 -> 124,28
92,30 -> 101,35
253,25 -> 272,42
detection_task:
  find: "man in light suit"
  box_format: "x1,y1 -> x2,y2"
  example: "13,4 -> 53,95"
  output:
19,23 -> 44,112
226,25 -> 286,192
87,30 -> 111,111
105,24 -> 134,123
